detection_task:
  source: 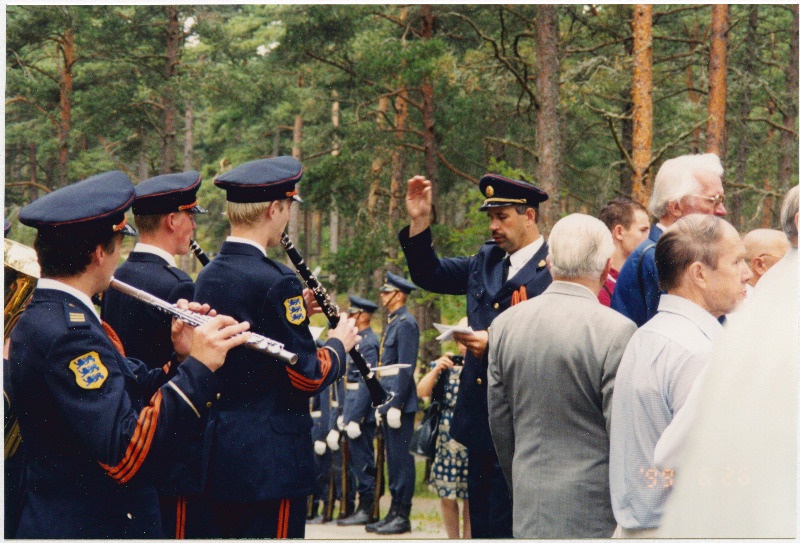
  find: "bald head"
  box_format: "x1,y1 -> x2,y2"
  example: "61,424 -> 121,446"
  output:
742,229 -> 791,286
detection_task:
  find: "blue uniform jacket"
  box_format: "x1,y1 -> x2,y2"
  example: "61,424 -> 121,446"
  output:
377,306 -> 419,415
193,241 -> 347,502
101,251 -> 199,496
342,327 -> 380,425
8,288 -> 221,539
611,225 -> 663,327
101,251 -> 194,370
398,225 -> 552,452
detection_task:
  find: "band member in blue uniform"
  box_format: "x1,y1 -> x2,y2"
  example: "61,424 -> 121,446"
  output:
193,156 -> 360,538
102,170 -> 206,370
308,382 -> 331,523
338,295 -> 381,526
324,375 -> 355,520
366,272 -> 419,535
100,170 -> 209,538
8,170 -> 250,539
398,173 -> 552,538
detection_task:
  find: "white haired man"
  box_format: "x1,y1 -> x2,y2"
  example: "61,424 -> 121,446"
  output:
611,153 -> 727,326
742,228 -> 790,289
609,214 -> 751,537
487,214 -> 637,538
657,186 -> 798,538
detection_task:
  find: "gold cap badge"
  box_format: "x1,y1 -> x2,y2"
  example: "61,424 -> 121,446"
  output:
485,185 -> 494,197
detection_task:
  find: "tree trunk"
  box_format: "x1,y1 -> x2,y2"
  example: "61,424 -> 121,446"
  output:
289,112 -> 303,252
159,6 -> 180,174
57,27 -> 74,187
685,21 -> 703,153
137,134 -> 150,181
631,4 -> 653,207
534,5 -> 562,230
706,4 -> 729,159
183,100 -> 194,170
732,6 -> 758,229
779,4 -> 798,191
388,89 -> 408,242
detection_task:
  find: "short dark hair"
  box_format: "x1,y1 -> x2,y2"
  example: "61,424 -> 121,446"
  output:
513,204 -> 538,223
133,213 -> 165,235
655,215 -> 725,292
35,229 -> 119,278
598,197 -> 648,231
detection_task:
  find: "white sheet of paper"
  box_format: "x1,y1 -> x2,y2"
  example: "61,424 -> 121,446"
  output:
433,322 -> 474,342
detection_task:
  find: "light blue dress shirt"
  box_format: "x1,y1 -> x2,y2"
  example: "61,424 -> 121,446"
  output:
609,294 -> 723,530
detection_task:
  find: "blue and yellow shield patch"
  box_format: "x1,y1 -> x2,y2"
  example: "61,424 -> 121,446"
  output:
284,296 -> 307,325
68,351 -> 108,390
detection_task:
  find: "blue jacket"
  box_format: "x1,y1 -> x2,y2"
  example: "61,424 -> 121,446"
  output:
8,288 -> 220,539
101,251 -> 194,370
377,306 -> 419,415
399,225 -> 552,452
611,225 -> 663,327
101,251 -> 199,496
342,326 -> 380,425
193,241 -> 347,502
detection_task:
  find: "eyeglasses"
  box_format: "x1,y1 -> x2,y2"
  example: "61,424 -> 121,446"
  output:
693,193 -> 725,207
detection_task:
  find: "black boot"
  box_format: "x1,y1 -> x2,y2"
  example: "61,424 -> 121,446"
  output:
338,498 -> 373,526
365,503 -> 396,533
306,497 -> 318,520
375,503 -> 411,535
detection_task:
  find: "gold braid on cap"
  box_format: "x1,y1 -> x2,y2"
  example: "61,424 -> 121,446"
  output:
482,197 -> 527,206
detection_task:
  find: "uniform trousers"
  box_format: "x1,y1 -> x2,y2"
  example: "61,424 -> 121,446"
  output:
467,449 -> 513,538
209,496 -> 307,538
347,421 -> 376,503
385,412 -> 416,506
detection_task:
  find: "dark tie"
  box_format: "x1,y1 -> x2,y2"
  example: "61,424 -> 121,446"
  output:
501,256 -> 511,283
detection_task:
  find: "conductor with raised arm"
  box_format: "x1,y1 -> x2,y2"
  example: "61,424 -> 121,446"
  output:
398,173 -> 552,538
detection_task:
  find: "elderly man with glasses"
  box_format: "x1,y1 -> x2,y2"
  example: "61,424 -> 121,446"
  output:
611,153 -> 727,326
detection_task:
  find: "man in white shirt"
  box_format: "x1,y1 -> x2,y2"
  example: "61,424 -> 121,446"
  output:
608,214 -> 751,537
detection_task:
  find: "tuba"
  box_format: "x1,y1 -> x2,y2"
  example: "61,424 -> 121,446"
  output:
4,239 -> 40,341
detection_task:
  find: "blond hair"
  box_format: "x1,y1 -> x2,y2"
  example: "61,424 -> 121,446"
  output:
225,201 -> 273,226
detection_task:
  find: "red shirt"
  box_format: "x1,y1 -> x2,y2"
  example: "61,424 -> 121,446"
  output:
598,267 -> 619,307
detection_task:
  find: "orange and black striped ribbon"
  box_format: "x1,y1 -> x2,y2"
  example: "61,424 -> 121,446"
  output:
102,320 -> 127,356
285,349 -> 331,392
510,285 -> 528,306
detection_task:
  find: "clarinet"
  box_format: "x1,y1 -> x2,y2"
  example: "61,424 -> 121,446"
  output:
280,232 -> 392,407
189,239 -> 211,266
109,277 -> 297,365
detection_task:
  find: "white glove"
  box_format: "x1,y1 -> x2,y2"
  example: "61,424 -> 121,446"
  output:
326,429 -> 340,451
336,415 -> 345,431
387,407 -> 402,429
314,440 -> 327,456
346,421 -> 362,439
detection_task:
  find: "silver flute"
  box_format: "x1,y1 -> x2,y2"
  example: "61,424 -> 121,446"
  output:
109,277 -> 297,365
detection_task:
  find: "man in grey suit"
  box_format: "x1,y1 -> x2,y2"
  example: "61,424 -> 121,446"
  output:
488,213 -> 637,538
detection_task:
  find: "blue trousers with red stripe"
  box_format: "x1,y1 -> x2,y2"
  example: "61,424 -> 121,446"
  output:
208,496 -> 307,538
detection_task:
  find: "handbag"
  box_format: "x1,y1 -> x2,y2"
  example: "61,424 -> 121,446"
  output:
408,400 -> 440,459
408,370 -> 446,459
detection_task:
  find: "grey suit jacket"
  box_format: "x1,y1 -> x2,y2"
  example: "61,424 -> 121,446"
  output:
488,281 -> 636,538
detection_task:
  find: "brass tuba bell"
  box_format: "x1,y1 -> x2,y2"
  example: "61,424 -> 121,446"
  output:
4,239 -> 40,341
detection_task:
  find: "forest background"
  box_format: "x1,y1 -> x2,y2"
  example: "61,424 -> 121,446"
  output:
5,4 -> 798,361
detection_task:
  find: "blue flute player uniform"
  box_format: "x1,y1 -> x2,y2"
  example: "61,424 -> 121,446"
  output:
9,171 -> 223,539
193,157 -> 347,538
100,170 -> 209,538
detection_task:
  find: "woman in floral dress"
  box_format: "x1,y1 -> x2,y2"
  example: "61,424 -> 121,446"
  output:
417,334 -> 470,538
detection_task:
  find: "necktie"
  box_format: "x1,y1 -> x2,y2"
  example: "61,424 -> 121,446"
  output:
501,256 -> 511,283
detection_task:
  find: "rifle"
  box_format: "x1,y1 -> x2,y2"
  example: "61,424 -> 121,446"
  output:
370,413 -> 386,523
339,433 -> 352,519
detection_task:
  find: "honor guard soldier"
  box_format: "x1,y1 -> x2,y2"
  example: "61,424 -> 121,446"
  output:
100,170 -> 208,538
366,272 -> 419,535
337,295 -> 381,526
8,170 -> 249,538
193,156 -> 360,538
399,173 -> 552,538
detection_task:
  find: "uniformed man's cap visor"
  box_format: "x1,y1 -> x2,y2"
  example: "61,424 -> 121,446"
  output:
120,222 -> 138,236
187,203 -> 208,214
379,284 -> 399,293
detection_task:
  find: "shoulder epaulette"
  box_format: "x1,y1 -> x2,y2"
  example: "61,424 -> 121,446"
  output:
65,303 -> 91,329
